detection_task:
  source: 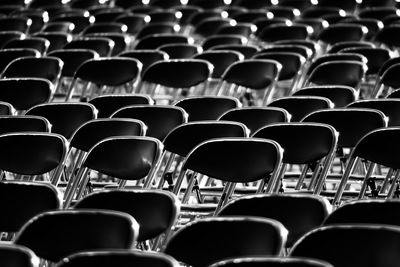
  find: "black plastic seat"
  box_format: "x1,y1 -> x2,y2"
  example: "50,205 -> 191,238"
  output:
347,99 -> 400,126
41,21 -> 75,33
359,7 -> 398,20
290,225 -> 400,267
0,48 -> 39,74
209,44 -> 258,59
56,250 -> 179,267
373,25 -> 400,50
372,63 -> 400,98
33,32 -> 73,53
193,50 -> 243,79
114,14 -> 148,35
219,194 -> 330,247
342,18 -> 384,41
202,34 -> 247,50
0,244 -> 40,267
209,257 -> 333,267
327,40 -> 375,53
164,217 -> 287,267
63,37 -> 114,57
0,17 -> 31,33
216,23 -> 257,38
136,23 -> 178,40
258,24 -> 312,43
317,24 -> 367,49
293,85 -> 357,108
158,43 -> 202,59
81,22 -> 127,35
0,115 -> 51,134
193,18 -> 235,38
135,34 -> 190,50
118,49 -> 168,73
0,31 -> 25,49
14,210 -> 139,263
219,107 -> 290,134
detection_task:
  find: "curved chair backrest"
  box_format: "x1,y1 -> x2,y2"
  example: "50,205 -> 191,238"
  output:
327,40 -> 375,53
3,37 -> 49,55
216,23 -> 257,38
202,34 -> 247,50
373,63 -> 400,98
1,56 -> 63,86
134,34 -> 190,50
219,107 -> 290,134
75,189 -> 180,242
304,60 -> 367,89
118,49 -> 169,73
347,99 -> 400,126
0,244 -> 40,267
257,45 -> 313,62
268,96 -> 333,122
0,31 -> 25,49
111,105 -> 187,141
174,96 -> 241,122
114,14 -> 148,34
56,250 -> 179,267
193,17 -> 234,37
0,48 -> 39,74
14,210 -> 139,263
0,101 -> 15,115
209,44 -> 258,59
0,17 -> 31,33
70,118 -> 146,152
33,32 -> 73,53
208,257 -> 334,267
158,43 -> 202,59
303,108 -> 387,148
193,50 -> 243,79
258,24 -> 311,43
373,25 -> 400,50
84,32 -> 130,56
136,22 -> 178,40
26,102 -> 98,139
219,194 -> 331,247
0,115 -> 50,134
0,181 -> 60,233
63,37 -> 114,57
164,217 -> 288,267
290,225 -> 400,267
81,22 -> 127,35
0,78 -> 52,111
88,94 -> 154,118
47,49 -> 99,78
292,85 -> 357,108
317,23 -> 366,46
378,57 -> 400,78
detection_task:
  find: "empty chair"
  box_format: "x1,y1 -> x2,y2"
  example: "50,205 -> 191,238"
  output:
65,57 -> 142,101
0,78 -> 53,112
26,102 -> 97,139
81,22 -> 127,35
33,32 -> 73,53
56,250 -> 179,267
0,17 -> 31,33
373,25 -> 400,51
258,24 -> 312,43
118,49 -> 168,73
268,96 -> 333,122
343,18 -> 383,41
1,56 -> 63,89
347,99 -> 400,126
217,59 -> 282,106
41,21 -> 75,33
3,37 -> 50,55
114,14 -> 148,35
209,44 -> 258,59
63,37 -> 114,57
0,48 -> 40,74
359,6 -> 397,20
14,210 -> 139,263
193,18 -> 235,38
0,115 -> 51,134
219,194 -> 331,247
293,85 -> 357,108
75,190 -> 180,248
88,94 -> 153,118
202,34 -> 247,50
215,23 -> 257,38
136,59 -> 212,102
135,34 -> 190,50
0,244 -> 40,267
0,31 -> 25,49
219,107 -> 290,134
164,217 -> 287,267
174,96 -> 241,121
290,225 -> 400,267
327,40 -> 375,53
209,257 -> 334,267
111,105 -> 187,141
51,13 -> 94,34
158,43 -> 202,59
372,63 -> 400,98
317,24 -> 367,50
136,23 -> 178,40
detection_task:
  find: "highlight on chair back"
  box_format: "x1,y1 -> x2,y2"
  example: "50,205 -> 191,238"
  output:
208,256 -> 334,267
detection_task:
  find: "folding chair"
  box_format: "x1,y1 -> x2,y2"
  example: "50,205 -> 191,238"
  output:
258,24 -> 312,43
268,6 -> 300,20
208,257 -> 334,267
93,10 -> 127,23
219,107 -> 291,134
0,31 -> 25,49
290,225 -> 400,267
215,23 -> 257,39
41,22 -> 75,33
3,37 -> 50,55
347,99 -> 400,126
302,108 -> 387,195
202,34 -> 247,51
268,96 -> 333,122
231,10 -> 272,24
373,25 -> 400,52
293,85 -> 357,108
56,250 -> 179,267
158,43 -> 202,59
74,189 -> 180,249
256,45 -> 313,66
371,63 -> 400,98
359,6 -> 398,20
317,24 -> 367,52
342,18 -> 384,41
301,6 -> 344,20
231,0 -> 272,9
63,37 -> 114,57
33,32 -> 73,53
14,210 -> 139,263
294,18 -> 329,40
148,10 -> 180,24
1,56 -> 63,90
152,121 -> 249,191
0,244 -> 40,267
81,22 -> 127,35
118,49 -> 168,73
0,115 -> 51,134
193,18 -> 235,38
174,96 -> 241,122
114,14 -> 148,35
209,44 -> 258,59
0,17 -> 31,33
216,59 -> 282,106
51,14 -> 94,34
0,48 -> 40,74
111,105 -> 187,141
0,132 -> 68,185
63,136 -> 163,205
276,0 -> 312,10
65,57 -> 142,101
219,194 -> 331,247
254,18 -> 290,36
327,40 -> 375,53
26,102 -> 97,139
164,217 -> 287,267
134,34 -> 190,50
136,23 -> 179,40
135,59 -> 212,102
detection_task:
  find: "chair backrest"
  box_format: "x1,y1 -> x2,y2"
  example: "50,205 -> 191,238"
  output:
210,44 -> 258,59
111,105 -> 187,141
33,32 -> 73,53
327,40 -> 375,53
56,250 -> 179,267
0,244 -> 40,267
134,34 -> 190,50
347,99 -> 400,126
75,189 -> 180,242
317,23 -> 367,46
114,14 -> 148,34
268,96 -> 333,122
158,43 -> 202,59
26,102 -> 98,139
81,22 -> 127,35
193,50 -> 243,79
0,31 -> 25,49
3,37 -> 49,55
0,48 -> 39,74
63,37 -> 114,57
136,22 -> 178,40
202,34 -> 247,50
258,24 -> 311,43
290,224 -> 400,267
292,85 -> 357,108
164,217 -> 288,267
14,210 -> 139,263
208,257 -> 334,267
373,63 -> 400,98
0,115 -> 50,134
174,96 -> 241,122
373,25 -> 400,50
118,49 -> 169,73
219,194 -> 331,247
